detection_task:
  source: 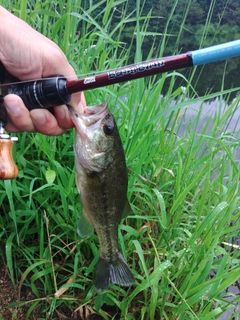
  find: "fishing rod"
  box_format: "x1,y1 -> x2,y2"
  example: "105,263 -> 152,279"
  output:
0,39 -> 240,179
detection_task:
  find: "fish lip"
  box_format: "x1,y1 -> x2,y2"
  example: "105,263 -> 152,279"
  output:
69,102 -> 109,129
82,103 -> 109,127
83,102 -> 108,117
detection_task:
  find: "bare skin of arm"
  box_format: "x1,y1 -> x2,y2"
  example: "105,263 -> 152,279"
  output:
0,6 -> 85,135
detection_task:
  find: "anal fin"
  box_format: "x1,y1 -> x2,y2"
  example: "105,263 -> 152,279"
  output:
77,210 -> 94,238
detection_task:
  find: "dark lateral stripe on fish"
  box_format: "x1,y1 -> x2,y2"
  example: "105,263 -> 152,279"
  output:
101,181 -> 114,260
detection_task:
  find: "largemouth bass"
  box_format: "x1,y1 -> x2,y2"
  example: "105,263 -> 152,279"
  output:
69,103 -> 134,291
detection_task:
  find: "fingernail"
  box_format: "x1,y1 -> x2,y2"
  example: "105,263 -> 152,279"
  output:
5,97 -> 21,115
32,112 -> 47,126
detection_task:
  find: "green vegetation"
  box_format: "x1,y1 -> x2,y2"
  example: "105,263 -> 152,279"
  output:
80,0 -> 240,96
123,0 -> 240,96
131,0 -> 240,50
0,0 -> 239,319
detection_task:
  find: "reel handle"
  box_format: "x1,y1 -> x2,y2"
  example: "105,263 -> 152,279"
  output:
0,137 -> 18,179
0,102 -> 18,179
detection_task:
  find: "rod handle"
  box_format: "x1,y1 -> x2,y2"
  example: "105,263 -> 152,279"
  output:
3,75 -> 70,110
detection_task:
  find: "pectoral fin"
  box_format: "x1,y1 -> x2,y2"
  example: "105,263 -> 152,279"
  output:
77,210 -> 94,238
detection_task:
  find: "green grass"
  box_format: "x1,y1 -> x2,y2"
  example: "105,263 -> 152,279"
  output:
0,0 -> 240,319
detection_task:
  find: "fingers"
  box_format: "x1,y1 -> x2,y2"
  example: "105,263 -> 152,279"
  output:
30,108 -> 67,135
4,94 -> 71,135
4,94 -> 35,132
4,90 -> 86,135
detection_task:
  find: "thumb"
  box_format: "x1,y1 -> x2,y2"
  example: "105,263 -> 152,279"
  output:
4,94 -> 35,132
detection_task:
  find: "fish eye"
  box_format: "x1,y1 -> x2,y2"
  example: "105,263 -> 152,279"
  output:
103,123 -> 114,135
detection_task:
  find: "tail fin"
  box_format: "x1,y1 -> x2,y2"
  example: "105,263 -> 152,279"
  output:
94,252 -> 134,292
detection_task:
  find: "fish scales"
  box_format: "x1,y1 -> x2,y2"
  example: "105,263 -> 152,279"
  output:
69,102 -> 134,291
78,159 -> 126,259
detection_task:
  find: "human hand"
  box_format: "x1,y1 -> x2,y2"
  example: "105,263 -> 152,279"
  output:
0,6 -> 85,135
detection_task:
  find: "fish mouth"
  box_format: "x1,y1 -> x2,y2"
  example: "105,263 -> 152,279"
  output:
69,102 -> 109,128
83,102 -> 108,116
82,103 -> 109,127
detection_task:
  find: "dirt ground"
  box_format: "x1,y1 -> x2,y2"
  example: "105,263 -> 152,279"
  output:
0,262 -> 110,320
0,262 -> 26,320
